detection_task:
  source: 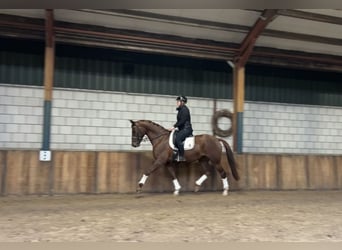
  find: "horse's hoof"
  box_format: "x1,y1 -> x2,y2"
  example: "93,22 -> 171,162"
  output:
194,185 -> 201,192
222,189 -> 228,196
173,190 -> 180,196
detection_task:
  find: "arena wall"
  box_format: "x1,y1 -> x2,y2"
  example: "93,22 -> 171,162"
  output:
1,84 -> 341,154
0,150 -> 341,195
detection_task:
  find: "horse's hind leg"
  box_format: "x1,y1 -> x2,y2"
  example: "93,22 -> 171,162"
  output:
213,164 -> 229,196
195,157 -> 212,192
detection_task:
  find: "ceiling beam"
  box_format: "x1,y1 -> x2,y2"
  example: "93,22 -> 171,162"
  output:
45,9 -> 54,47
0,12 -> 342,72
81,9 -> 342,48
248,56 -> 342,73
278,9 -> 342,25
0,13 -> 238,60
262,29 -> 342,46
234,9 -> 278,67
80,9 -> 250,33
251,46 -> 342,72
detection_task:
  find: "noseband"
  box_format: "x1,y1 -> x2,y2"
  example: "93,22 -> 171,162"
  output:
132,125 -> 144,145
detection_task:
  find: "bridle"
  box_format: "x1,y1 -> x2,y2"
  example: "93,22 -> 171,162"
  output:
132,123 -> 169,145
132,124 -> 145,146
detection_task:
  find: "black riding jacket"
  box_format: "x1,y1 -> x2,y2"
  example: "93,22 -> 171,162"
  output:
174,105 -> 193,131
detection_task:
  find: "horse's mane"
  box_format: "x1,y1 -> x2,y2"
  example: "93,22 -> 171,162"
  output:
138,120 -> 168,132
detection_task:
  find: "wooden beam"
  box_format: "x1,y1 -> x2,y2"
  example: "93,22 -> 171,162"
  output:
232,9 -> 278,153
42,9 -> 55,151
278,9 -> 342,25
44,9 -> 54,101
234,67 -> 245,113
248,56 -> 342,73
235,9 -> 278,67
238,37 -> 256,69
233,66 -> 245,153
1,12 -> 342,71
45,10 -> 54,48
262,29 -> 342,47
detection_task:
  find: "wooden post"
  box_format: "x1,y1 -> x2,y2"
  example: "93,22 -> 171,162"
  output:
42,9 -> 55,151
231,10 -> 278,153
233,64 -> 245,153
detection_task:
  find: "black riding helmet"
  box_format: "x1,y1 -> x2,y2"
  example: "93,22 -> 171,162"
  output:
176,95 -> 187,103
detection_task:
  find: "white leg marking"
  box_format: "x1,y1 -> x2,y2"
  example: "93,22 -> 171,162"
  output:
222,177 -> 229,196
195,174 -> 208,186
173,179 -> 181,191
139,174 -> 148,185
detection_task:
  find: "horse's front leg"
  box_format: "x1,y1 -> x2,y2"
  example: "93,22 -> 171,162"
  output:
137,159 -> 164,193
195,157 -> 211,192
166,164 -> 181,196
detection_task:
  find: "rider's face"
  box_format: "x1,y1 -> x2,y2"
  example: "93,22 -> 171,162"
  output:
176,100 -> 181,107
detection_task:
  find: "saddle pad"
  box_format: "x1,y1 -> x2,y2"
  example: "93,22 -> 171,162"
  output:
169,130 -> 195,151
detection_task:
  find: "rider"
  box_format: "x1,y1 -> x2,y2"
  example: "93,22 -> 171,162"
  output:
168,95 -> 193,162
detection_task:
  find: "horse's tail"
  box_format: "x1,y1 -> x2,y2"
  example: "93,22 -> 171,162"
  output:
218,139 -> 240,181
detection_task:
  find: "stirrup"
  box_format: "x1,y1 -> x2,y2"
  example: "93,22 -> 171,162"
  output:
172,151 -> 178,161
176,155 -> 186,162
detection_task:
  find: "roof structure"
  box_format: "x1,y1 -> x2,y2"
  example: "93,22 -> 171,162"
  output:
0,9 -> 341,71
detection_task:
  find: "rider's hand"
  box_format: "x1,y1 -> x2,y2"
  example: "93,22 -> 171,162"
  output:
168,127 -> 175,131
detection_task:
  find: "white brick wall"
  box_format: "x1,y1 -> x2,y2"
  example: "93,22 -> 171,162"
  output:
0,85 -> 43,149
1,84 -> 341,154
244,102 -> 342,154
50,89 -> 227,151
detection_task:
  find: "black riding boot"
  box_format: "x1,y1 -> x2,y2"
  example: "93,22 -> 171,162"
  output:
177,145 -> 185,162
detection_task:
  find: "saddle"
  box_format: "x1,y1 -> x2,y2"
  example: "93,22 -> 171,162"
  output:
169,130 -> 195,151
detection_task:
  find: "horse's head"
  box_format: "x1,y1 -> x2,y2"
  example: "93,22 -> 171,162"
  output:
130,120 -> 146,147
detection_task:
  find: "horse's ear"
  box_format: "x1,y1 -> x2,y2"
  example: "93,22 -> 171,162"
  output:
129,120 -> 135,125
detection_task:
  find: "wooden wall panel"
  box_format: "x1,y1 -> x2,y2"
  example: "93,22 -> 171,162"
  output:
78,152 -> 96,193
307,156 -> 336,189
5,151 -> 50,195
0,151 -> 5,195
116,152 -> 138,193
97,152 -> 137,193
1,151 -> 342,195
53,151 -> 76,193
246,154 -> 278,189
96,152 -> 111,193
6,151 -> 27,194
336,156 -> 342,189
53,151 -> 96,194
279,155 -> 308,189
231,154 -> 247,190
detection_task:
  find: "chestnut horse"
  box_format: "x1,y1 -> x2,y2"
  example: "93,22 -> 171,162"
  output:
130,120 -> 239,195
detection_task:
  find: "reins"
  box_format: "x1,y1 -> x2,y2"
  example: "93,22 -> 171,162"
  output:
149,132 -> 170,142
133,122 -> 169,144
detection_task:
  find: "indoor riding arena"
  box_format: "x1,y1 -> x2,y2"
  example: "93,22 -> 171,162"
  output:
0,9 -> 341,242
